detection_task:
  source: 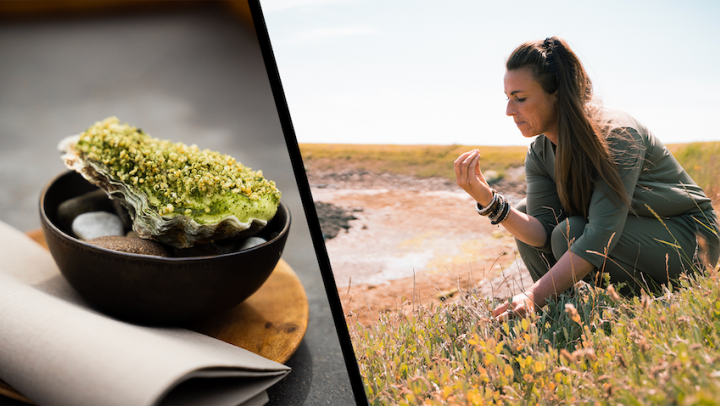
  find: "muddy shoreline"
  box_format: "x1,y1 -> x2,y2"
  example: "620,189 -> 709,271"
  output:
309,168 -> 533,326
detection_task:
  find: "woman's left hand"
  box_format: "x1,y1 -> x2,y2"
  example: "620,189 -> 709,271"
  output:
492,292 -> 537,321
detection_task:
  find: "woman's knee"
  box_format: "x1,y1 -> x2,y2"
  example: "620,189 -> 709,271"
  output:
551,216 -> 587,260
512,199 -> 555,281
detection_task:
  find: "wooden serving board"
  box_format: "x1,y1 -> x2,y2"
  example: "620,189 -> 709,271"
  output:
0,230 -> 309,404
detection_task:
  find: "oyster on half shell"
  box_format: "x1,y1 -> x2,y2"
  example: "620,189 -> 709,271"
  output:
59,117 -> 281,248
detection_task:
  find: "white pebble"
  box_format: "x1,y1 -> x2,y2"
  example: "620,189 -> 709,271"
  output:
72,211 -> 124,240
239,237 -> 266,251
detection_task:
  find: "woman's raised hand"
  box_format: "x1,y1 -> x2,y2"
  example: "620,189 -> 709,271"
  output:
454,149 -> 493,205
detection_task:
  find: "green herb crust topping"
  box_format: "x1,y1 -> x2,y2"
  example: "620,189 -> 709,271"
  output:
76,117 -> 281,224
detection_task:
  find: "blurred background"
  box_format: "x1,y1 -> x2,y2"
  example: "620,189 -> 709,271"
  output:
0,1 -> 354,405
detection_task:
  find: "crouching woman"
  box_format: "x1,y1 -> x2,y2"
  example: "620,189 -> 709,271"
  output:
455,37 -> 720,320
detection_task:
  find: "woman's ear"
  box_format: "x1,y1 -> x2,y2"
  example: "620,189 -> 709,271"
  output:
549,91 -> 558,106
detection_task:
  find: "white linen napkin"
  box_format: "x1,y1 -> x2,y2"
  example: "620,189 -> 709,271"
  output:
0,221 -> 290,406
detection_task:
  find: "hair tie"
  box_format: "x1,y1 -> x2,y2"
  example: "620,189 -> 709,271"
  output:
542,37 -> 559,73
543,37 -> 557,54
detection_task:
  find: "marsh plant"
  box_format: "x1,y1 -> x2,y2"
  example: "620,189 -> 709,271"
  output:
350,261 -> 720,405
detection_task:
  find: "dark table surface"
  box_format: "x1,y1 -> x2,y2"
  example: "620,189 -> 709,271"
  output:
0,5 -> 355,405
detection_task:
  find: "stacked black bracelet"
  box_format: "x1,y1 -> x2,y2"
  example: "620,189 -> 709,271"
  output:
490,199 -> 510,225
475,189 -> 498,216
475,189 -> 511,225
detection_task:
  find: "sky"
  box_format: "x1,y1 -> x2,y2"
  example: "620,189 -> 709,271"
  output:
262,0 -> 720,146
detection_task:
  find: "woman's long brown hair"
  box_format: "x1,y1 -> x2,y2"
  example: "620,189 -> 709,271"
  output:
507,37 -> 630,218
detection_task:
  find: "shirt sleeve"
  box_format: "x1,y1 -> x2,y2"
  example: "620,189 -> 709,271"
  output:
569,127 -> 645,269
524,140 -> 564,251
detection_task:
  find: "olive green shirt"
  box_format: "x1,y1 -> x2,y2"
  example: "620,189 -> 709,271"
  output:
525,109 -> 715,269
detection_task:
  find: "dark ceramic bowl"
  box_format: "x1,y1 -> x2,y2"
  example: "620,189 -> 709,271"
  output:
40,171 -> 290,325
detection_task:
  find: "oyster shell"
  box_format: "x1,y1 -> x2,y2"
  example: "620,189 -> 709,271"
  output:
59,117 -> 281,248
